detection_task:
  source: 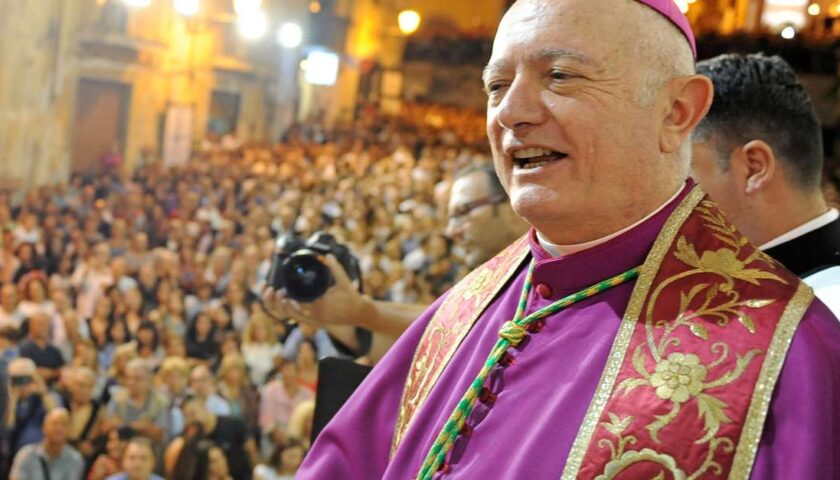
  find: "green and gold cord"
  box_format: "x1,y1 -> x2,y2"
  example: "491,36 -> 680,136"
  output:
416,260 -> 640,479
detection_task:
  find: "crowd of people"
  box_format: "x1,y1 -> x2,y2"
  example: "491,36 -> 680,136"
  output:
0,103 -> 491,480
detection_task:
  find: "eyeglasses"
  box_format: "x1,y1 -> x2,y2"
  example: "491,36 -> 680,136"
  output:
448,194 -> 507,224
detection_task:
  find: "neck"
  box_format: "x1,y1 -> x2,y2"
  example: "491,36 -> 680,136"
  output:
537,181 -> 684,255
43,441 -> 62,458
534,179 -> 685,245
205,415 -> 218,432
750,188 -> 828,246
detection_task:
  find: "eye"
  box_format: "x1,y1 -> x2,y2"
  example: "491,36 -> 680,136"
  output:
485,82 -> 506,95
550,70 -> 570,81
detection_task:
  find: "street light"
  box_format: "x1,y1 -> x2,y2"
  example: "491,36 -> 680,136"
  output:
237,10 -> 268,40
123,0 -> 151,7
277,22 -> 303,49
781,25 -> 796,38
233,0 -> 262,15
808,3 -> 821,15
398,10 -> 421,35
173,0 -> 200,16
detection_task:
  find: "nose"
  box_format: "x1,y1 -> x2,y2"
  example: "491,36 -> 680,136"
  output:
446,218 -> 465,240
494,75 -> 547,133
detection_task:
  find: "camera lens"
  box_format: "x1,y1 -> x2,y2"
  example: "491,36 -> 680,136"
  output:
10,375 -> 33,386
282,252 -> 333,302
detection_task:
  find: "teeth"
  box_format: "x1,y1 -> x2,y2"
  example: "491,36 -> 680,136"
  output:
512,147 -> 555,159
519,161 -> 550,170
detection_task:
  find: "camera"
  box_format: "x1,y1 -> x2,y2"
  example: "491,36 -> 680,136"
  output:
10,375 -> 33,386
269,231 -> 362,303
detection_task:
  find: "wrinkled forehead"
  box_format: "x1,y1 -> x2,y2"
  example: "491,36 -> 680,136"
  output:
491,0 -> 624,66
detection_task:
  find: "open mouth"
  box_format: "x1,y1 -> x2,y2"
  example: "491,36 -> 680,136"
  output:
512,148 -> 568,170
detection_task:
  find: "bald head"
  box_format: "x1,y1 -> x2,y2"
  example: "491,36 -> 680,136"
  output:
43,408 -> 70,447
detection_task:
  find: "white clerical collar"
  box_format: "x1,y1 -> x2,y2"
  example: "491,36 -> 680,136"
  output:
759,208 -> 840,251
537,185 -> 684,258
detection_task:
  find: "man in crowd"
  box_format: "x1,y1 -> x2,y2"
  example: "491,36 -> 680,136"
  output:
106,359 -> 167,443
298,0 -> 840,478
692,53 -> 840,314
264,163 -> 528,362
105,436 -> 163,480
180,395 -> 259,480
5,357 -> 58,454
19,311 -> 64,385
66,366 -> 103,460
10,407 -> 84,480
188,364 -> 231,416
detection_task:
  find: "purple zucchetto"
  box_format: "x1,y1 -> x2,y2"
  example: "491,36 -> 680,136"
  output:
634,0 -> 697,58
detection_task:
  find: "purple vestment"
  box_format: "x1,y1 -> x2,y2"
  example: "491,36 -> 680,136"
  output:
299,188 -> 840,479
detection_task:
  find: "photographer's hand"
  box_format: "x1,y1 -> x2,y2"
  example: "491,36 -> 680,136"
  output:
263,254 -> 370,329
262,255 -> 425,363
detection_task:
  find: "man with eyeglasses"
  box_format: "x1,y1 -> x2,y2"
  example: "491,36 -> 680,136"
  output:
446,164 -> 529,271
264,164 -> 528,363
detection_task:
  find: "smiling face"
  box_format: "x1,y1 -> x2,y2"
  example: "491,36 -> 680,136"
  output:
484,0 -> 690,243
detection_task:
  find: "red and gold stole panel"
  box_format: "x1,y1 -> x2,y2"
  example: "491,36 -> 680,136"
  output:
565,189 -> 813,479
391,234 -> 531,455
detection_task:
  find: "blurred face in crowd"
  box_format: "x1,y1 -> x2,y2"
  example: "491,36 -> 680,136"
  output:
125,364 -> 150,398
446,171 -> 509,268
43,408 -> 70,448
280,361 -> 298,389
109,321 -> 128,343
195,312 -> 212,339
122,441 -> 155,480
1,283 -> 18,309
106,429 -> 128,459
281,444 -> 306,473
28,312 -> 50,341
190,365 -> 215,398
26,279 -> 47,302
166,335 -> 187,357
208,446 -> 231,480
69,368 -> 95,405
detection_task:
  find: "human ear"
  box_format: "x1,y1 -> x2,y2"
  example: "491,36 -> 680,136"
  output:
659,75 -> 714,154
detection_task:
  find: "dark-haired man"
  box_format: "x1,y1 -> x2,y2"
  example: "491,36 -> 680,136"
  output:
693,53 -> 840,314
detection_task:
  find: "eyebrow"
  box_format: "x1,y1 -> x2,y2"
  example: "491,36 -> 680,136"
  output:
482,48 -> 593,84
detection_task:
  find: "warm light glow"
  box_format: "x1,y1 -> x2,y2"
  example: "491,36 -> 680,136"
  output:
123,0 -> 151,7
304,51 -> 339,86
277,23 -> 303,49
762,0 -> 807,29
781,25 -> 796,38
237,10 -> 268,40
173,0 -> 200,16
808,3 -> 821,15
398,10 -> 421,35
674,0 -> 689,14
309,1 -> 321,13
233,0 -> 262,15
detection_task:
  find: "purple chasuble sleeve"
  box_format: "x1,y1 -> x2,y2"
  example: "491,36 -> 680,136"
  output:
752,299 -> 840,478
296,293 -> 449,478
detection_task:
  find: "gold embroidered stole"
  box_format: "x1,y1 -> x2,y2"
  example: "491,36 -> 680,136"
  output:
392,186 -> 812,479
391,234 -> 531,455
564,188 -> 812,479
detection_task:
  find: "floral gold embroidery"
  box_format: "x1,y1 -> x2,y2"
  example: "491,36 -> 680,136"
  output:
566,191 -> 809,480
595,449 -> 687,480
650,353 -> 707,404
615,201 -> 789,449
